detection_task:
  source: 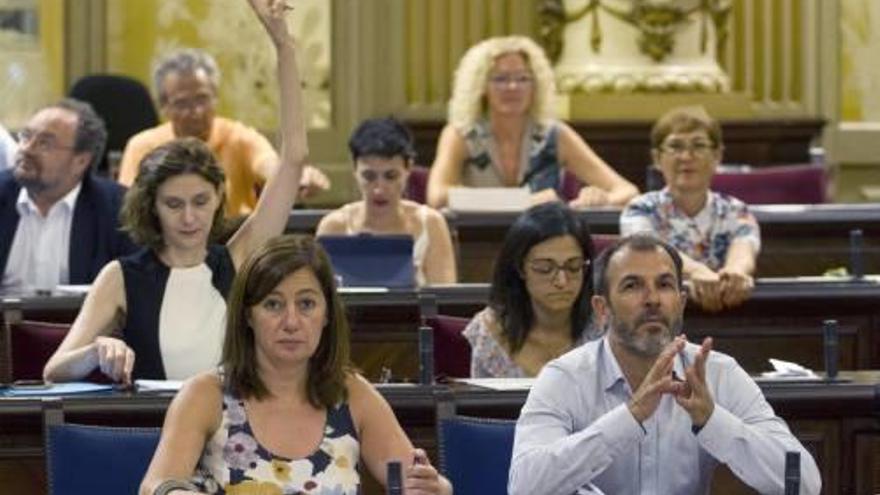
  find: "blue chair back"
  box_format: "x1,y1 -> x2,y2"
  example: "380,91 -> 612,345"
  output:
45,422 -> 161,495
438,414 -> 516,495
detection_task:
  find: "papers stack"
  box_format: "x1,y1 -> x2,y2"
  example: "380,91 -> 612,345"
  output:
758,359 -> 821,381
134,379 -> 184,392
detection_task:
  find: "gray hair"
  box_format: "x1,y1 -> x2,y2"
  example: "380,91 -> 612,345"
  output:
151,48 -> 221,105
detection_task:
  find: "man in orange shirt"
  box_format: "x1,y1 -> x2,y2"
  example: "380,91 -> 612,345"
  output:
118,48 -> 328,217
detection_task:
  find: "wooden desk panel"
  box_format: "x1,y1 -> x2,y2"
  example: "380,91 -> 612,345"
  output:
3,279 -> 880,385
1,373 -> 875,495
286,205 -> 880,281
405,118 -> 825,192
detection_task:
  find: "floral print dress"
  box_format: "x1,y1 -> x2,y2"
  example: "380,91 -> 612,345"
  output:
192,392 -> 361,495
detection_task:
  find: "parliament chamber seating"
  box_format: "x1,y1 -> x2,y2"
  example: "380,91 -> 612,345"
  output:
43,400 -> 161,495
436,395 -> 517,495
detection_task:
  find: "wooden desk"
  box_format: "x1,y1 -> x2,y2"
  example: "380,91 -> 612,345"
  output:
286,204 -> 880,282
2,278 -> 879,383
405,118 -> 825,192
1,372 -> 877,494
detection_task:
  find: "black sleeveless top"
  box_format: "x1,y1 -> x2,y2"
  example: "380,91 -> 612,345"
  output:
119,245 -> 235,379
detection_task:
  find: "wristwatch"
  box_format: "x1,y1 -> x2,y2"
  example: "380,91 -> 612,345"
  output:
153,479 -> 199,495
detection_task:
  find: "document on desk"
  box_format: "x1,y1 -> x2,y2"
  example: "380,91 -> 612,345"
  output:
135,379 -> 184,392
54,284 -> 92,294
755,358 -> 821,383
456,378 -> 535,391
1,382 -> 114,397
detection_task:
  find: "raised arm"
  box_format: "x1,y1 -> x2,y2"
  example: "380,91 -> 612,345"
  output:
140,373 -> 223,495
228,0 -> 308,268
43,261 -> 130,383
557,122 -> 638,207
427,124 -> 468,208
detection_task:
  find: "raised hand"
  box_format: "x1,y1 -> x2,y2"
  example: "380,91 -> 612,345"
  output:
246,0 -> 294,46
628,336 -> 686,424
94,336 -> 135,385
674,337 -> 715,427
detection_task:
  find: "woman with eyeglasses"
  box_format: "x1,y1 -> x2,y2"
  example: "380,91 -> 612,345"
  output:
620,106 -> 760,312
316,117 -> 456,286
463,201 -> 595,378
427,36 -> 637,209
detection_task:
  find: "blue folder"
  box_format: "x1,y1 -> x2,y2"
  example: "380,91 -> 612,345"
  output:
318,234 -> 416,288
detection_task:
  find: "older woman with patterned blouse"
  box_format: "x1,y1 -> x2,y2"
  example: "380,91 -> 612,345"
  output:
620,106 -> 760,312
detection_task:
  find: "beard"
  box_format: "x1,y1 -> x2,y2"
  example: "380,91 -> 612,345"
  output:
608,307 -> 684,358
13,157 -> 47,192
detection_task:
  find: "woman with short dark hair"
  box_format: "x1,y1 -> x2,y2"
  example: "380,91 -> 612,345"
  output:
316,116 -> 456,285
464,201 -> 595,377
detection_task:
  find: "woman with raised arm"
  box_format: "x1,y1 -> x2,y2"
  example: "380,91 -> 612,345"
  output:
427,36 -> 638,209
43,0 -> 309,385
140,234 -> 452,495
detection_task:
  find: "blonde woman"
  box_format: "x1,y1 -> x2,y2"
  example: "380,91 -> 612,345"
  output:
428,36 -> 637,209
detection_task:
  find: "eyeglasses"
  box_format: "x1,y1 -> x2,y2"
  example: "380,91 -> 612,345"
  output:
527,257 -> 588,279
165,93 -> 215,113
659,140 -> 716,156
488,73 -> 534,88
15,129 -> 76,154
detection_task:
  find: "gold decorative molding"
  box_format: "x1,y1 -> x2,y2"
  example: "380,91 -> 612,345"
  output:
539,0 -> 731,64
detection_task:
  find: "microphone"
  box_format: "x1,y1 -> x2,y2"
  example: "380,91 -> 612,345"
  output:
849,228 -> 864,279
386,460 -> 403,495
823,319 -> 839,380
418,325 -> 435,385
785,451 -> 800,495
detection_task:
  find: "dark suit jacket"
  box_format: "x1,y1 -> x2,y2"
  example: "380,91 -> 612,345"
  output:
0,170 -> 137,285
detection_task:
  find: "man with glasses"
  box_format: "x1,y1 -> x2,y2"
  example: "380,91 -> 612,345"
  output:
619,106 -> 760,312
0,99 -> 135,291
117,48 -> 329,217
509,234 -> 820,495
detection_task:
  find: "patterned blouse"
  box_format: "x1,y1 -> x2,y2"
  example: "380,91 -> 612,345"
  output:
619,189 -> 761,271
463,308 -> 527,378
460,119 -> 562,193
463,307 -> 592,378
192,391 -> 361,495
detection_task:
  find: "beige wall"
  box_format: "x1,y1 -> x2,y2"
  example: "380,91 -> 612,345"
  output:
4,0 -> 878,203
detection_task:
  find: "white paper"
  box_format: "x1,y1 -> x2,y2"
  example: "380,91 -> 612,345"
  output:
455,377 -> 535,391
54,284 -> 92,294
759,358 -> 820,380
135,379 -> 184,392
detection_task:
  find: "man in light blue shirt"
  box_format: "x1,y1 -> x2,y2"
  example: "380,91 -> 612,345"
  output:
509,234 -> 821,495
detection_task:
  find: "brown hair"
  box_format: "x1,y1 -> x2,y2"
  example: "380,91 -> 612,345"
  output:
650,105 -> 723,149
222,234 -> 351,407
120,137 -> 226,251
